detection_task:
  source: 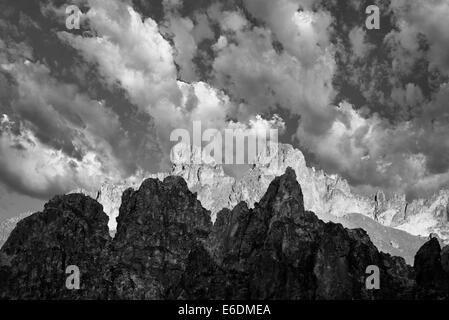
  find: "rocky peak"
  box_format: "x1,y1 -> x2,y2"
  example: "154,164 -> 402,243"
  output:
115,175 -> 211,242
112,176 -> 212,299
0,143 -> 440,263
0,194 -> 111,299
206,169 -> 415,299
257,167 -> 305,222
66,143 -> 379,230
2,168 -> 449,299
414,238 -> 449,299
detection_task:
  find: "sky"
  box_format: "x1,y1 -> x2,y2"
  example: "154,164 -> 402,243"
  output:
1,0 -> 449,218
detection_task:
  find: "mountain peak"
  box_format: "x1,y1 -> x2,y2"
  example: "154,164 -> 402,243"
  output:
0,143 -> 436,264
258,166 -> 305,221
2,171 -> 449,299
162,175 -> 189,190
0,193 -> 111,299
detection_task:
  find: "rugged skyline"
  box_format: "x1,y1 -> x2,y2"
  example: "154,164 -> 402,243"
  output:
1,167 -> 445,299
1,0 -> 449,218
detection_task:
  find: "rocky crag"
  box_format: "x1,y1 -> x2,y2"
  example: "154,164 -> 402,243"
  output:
0,213 -> 32,249
1,168 -> 448,299
70,143 -> 431,264
4,143 -> 449,263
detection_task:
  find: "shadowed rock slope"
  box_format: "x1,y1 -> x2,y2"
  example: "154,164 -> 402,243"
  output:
0,168 -> 447,299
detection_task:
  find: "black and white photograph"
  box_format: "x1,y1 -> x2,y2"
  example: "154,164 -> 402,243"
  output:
1,0 -> 449,310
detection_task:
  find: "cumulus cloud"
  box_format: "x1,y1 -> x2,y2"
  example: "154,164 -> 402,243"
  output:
389,0 -> 449,76
243,0 -> 332,67
302,86 -> 449,198
348,27 -> 374,59
0,18 -> 162,197
3,0 -> 449,207
210,0 -> 449,200
0,58 -> 139,197
211,14 -> 336,134
58,0 -> 181,113
58,0 -> 241,166
0,114 -> 120,198
163,15 -> 197,81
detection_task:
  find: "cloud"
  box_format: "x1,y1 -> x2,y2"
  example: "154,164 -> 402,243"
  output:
3,0 -> 449,205
301,85 -> 449,198
243,0 -> 332,67
348,27 -> 374,59
58,0 -> 239,166
0,114 -> 120,198
0,60 -> 122,156
159,6 -> 214,82
0,45 -> 161,197
389,0 -> 449,76
58,0 -> 181,113
163,15 -> 197,81
219,10 -> 248,32
211,18 -> 336,132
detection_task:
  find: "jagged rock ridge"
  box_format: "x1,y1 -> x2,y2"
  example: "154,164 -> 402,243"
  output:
1,168 -> 448,299
70,143 -> 429,264
2,143 -> 445,263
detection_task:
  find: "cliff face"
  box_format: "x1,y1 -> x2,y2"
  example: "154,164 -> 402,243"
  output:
64,144 -> 428,264
69,143 -> 379,229
112,176 -> 212,299
205,168 -> 414,299
64,144 -> 449,244
2,143 -> 446,263
396,190 -> 449,241
414,237 -> 449,299
1,168 -> 447,300
0,195 -> 112,299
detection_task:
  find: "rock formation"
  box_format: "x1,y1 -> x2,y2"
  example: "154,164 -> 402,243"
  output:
0,212 -> 32,249
4,143 -> 448,264
413,238 -> 449,299
68,143 -> 429,264
1,168 -> 447,300
205,168 -> 414,299
112,176 -> 212,299
0,195 -> 112,299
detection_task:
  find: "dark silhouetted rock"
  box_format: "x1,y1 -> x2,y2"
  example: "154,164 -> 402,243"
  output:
1,168 -> 448,299
111,176 -> 212,299
414,238 -> 449,299
0,194 -> 112,299
208,168 -> 414,299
